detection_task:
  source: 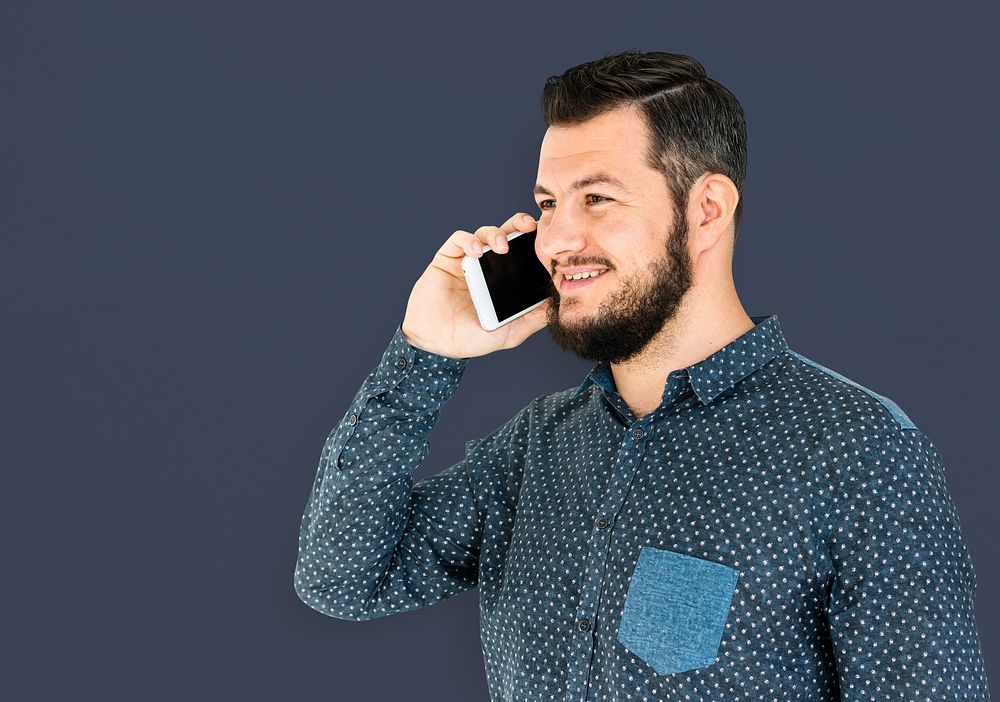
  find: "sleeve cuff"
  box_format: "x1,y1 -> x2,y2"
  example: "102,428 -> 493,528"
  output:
365,324 -> 469,402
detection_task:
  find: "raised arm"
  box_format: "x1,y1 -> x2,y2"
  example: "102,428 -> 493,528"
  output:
295,211 -> 549,621
295,324 -> 530,620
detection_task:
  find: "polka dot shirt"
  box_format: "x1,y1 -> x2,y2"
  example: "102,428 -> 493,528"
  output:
295,314 -> 990,701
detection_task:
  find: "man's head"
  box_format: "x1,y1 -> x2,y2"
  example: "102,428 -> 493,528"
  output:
532,51 -> 746,364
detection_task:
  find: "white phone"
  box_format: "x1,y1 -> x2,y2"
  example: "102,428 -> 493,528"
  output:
461,228 -> 552,331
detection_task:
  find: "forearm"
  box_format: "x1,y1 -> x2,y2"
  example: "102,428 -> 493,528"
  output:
294,325 -> 473,621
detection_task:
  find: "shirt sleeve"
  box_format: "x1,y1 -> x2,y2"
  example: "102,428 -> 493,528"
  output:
293,324 -> 525,621
824,427 -> 990,700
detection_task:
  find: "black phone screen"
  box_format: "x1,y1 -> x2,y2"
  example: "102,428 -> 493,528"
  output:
478,230 -> 552,322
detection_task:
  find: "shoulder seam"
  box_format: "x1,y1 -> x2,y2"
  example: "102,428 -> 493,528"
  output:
783,349 -> 916,431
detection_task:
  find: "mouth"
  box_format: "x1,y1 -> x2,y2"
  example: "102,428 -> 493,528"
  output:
558,269 -> 609,293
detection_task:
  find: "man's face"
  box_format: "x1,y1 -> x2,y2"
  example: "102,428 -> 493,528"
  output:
533,105 -> 694,364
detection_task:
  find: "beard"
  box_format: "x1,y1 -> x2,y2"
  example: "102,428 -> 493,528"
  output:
543,210 -> 693,365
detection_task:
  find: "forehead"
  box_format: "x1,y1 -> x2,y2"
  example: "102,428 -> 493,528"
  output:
536,107 -> 653,190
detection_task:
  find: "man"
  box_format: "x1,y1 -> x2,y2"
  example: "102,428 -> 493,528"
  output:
294,50 -> 990,700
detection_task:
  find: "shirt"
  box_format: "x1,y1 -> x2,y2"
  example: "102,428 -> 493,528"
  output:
294,314 -> 990,701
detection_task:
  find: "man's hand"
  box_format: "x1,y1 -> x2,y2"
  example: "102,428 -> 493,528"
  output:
400,212 -> 551,359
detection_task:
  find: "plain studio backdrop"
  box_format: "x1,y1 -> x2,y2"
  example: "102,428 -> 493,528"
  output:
2,1 -> 996,699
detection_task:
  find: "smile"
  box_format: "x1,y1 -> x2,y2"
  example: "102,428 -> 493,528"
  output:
559,269 -> 608,292
563,270 -> 605,280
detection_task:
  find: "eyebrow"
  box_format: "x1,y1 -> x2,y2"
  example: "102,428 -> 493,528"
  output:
533,172 -> 631,198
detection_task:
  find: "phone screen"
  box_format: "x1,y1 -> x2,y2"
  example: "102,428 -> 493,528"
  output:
478,230 -> 552,322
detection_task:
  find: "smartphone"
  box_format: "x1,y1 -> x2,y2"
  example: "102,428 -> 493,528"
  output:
461,229 -> 552,331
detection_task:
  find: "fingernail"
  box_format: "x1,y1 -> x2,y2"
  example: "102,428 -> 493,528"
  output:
521,215 -> 533,224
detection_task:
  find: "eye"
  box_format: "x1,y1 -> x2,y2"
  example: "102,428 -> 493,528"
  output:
537,194 -> 611,210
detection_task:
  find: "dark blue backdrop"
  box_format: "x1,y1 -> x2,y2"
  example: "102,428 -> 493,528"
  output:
3,1 -> 996,699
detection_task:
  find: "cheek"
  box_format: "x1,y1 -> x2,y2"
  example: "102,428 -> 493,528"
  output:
534,224 -> 553,259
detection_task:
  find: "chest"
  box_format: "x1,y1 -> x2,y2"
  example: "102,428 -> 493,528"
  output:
513,423 -> 827,591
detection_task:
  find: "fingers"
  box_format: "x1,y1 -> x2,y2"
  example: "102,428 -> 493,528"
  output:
475,212 -> 536,253
436,229 -> 484,260
502,211 -> 538,236
436,212 -> 536,261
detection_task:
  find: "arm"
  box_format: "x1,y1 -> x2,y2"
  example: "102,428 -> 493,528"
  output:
824,428 -> 990,700
293,324 -> 525,621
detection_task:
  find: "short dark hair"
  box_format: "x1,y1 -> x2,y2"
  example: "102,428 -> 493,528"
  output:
541,50 -> 747,241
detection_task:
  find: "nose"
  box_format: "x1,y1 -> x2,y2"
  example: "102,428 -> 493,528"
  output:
534,210 -> 589,269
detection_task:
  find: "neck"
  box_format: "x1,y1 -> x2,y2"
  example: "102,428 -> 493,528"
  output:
610,278 -> 754,419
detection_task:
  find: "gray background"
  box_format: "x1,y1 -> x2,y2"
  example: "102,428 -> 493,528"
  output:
2,1 -> 996,699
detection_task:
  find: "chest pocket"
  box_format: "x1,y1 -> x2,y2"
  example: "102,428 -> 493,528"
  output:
617,545 -> 740,677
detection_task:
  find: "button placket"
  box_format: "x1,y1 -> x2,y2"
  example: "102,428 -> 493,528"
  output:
562,430 -> 650,702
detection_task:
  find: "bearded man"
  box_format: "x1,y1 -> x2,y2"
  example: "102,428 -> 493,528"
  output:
294,49 -> 989,701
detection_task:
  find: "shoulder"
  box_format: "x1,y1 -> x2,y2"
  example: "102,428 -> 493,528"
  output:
463,386 -> 581,453
529,384 -> 601,424
771,348 -> 918,434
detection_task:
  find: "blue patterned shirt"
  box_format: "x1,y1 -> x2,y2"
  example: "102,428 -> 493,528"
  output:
294,314 -> 990,701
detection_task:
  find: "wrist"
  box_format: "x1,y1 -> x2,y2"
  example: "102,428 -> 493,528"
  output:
400,324 -> 450,358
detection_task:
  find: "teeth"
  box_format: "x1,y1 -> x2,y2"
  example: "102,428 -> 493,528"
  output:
565,270 -> 604,280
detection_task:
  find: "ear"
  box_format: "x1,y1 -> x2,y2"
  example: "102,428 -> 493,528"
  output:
688,172 -> 739,254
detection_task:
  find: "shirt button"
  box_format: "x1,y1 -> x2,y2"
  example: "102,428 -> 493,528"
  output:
394,357 -> 408,370
347,413 -> 358,426
596,516 -> 610,529
631,428 -> 644,440
578,618 -> 591,632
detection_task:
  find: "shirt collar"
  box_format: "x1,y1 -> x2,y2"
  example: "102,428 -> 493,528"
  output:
572,314 -> 789,406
